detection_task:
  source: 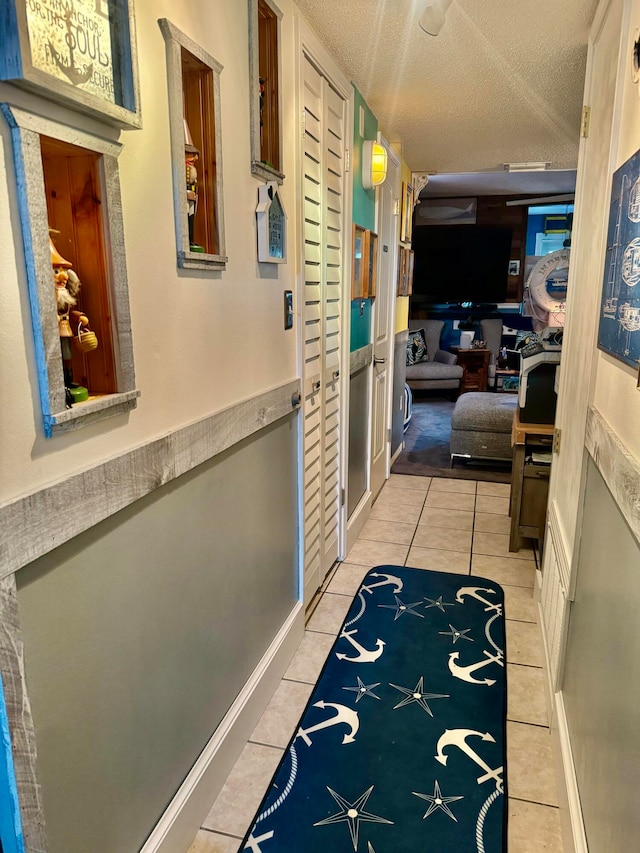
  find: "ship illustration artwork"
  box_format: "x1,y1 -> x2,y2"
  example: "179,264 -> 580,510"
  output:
599,149 -> 640,366
603,297 -> 618,319
618,302 -> 640,332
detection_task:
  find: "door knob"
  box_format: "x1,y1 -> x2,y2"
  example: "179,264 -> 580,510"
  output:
374,357 -> 387,365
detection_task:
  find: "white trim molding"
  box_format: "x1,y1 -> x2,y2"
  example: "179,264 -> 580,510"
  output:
550,692 -> 589,853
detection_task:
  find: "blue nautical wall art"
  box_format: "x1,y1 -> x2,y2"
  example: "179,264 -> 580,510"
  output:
599,146 -> 640,367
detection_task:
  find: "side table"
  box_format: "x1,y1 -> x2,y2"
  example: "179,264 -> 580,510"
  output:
509,409 -> 555,552
451,347 -> 491,393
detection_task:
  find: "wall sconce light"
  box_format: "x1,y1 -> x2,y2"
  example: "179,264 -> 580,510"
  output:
419,0 -> 454,37
362,140 -> 388,189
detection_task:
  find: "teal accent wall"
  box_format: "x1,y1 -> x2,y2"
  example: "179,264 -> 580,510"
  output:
352,86 -> 378,231
351,86 -> 377,351
350,299 -> 372,352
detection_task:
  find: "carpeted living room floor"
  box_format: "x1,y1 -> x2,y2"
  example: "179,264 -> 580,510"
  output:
391,396 -> 512,483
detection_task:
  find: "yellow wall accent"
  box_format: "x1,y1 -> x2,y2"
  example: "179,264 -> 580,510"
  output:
395,297 -> 409,334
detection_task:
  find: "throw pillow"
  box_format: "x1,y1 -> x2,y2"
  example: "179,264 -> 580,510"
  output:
406,328 -> 429,365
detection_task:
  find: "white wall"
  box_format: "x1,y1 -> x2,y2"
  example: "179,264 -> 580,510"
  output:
0,0 -> 305,501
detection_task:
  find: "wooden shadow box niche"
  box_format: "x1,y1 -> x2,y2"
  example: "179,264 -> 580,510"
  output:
2,105 -> 139,437
159,20 -> 227,271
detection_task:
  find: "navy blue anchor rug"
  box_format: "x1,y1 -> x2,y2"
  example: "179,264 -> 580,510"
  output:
241,566 -> 507,853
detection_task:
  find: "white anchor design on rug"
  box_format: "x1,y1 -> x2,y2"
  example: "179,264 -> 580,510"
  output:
456,586 -> 503,615
412,779 -> 464,822
435,729 -> 504,792
336,628 -> 386,663
296,701 -> 359,746
389,676 -> 449,716
244,830 -> 274,852
313,785 -> 393,851
361,572 -> 404,594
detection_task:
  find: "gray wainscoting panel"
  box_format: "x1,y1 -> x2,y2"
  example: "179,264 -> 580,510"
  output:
347,360 -> 370,518
15,415 -> 298,853
562,457 -> 640,852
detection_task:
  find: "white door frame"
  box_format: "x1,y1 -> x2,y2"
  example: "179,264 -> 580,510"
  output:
370,136 -> 400,498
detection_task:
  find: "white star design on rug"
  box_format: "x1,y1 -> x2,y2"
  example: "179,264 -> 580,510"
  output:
424,595 -> 455,612
412,780 -> 464,821
438,623 -> 474,644
389,677 -> 449,716
313,785 -> 393,851
378,595 -> 425,620
342,676 -> 381,703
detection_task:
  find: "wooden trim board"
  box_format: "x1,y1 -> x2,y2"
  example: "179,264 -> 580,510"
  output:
585,406 -> 640,546
0,575 -> 46,852
0,380 -> 301,578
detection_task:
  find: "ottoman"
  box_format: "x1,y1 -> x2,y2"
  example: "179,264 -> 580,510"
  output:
450,392 -> 517,463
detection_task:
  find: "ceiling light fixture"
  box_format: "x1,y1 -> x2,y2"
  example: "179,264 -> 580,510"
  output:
504,162 -> 552,172
419,0 -> 454,37
362,140 -> 388,189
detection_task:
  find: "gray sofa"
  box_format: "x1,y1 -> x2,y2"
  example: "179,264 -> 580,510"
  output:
405,320 -> 463,392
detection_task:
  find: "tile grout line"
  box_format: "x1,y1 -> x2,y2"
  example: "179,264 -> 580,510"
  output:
508,795 -> 560,809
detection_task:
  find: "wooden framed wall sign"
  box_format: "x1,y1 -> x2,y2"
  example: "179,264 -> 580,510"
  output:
400,181 -> 414,244
248,0 -> 284,183
396,246 -> 414,296
367,230 -> 378,298
0,0 -> 142,128
352,224 -> 366,299
2,104 -> 140,437
256,181 -> 286,262
159,19 -> 227,271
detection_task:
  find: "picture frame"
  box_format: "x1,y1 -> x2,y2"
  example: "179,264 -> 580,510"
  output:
352,223 -> 367,299
367,230 -> 378,299
256,181 -> 287,263
0,0 -> 142,129
544,215 -> 568,234
508,260 -> 521,276
400,181 -> 414,244
396,246 -> 414,296
598,145 -> 640,368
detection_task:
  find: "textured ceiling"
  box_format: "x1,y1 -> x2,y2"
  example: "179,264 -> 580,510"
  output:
294,0 -> 599,174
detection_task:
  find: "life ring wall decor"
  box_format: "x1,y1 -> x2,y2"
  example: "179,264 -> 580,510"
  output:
525,249 -> 570,327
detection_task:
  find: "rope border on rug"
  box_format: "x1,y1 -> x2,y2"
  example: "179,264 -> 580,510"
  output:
475,788 -> 502,853
256,745 -> 298,823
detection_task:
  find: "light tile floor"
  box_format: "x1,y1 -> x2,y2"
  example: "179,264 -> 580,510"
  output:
190,476 -> 563,853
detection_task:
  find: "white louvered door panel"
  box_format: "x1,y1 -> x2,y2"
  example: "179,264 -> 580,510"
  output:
302,56 -> 346,601
321,83 -> 344,574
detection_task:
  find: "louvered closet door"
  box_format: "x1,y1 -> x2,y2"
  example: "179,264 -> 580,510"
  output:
302,56 -> 346,601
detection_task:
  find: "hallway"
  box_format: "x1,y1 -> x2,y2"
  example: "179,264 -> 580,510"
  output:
190,475 -> 563,853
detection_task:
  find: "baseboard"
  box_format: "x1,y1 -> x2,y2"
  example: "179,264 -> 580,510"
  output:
390,441 -> 404,466
139,602 -> 305,853
536,572 -> 587,853
346,491 -> 372,555
550,692 -> 589,853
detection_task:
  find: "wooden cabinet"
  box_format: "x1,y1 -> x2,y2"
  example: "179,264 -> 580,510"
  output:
509,411 -> 555,552
451,347 -> 491,393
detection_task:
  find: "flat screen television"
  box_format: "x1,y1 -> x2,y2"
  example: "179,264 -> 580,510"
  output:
412,224 -> 512,305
